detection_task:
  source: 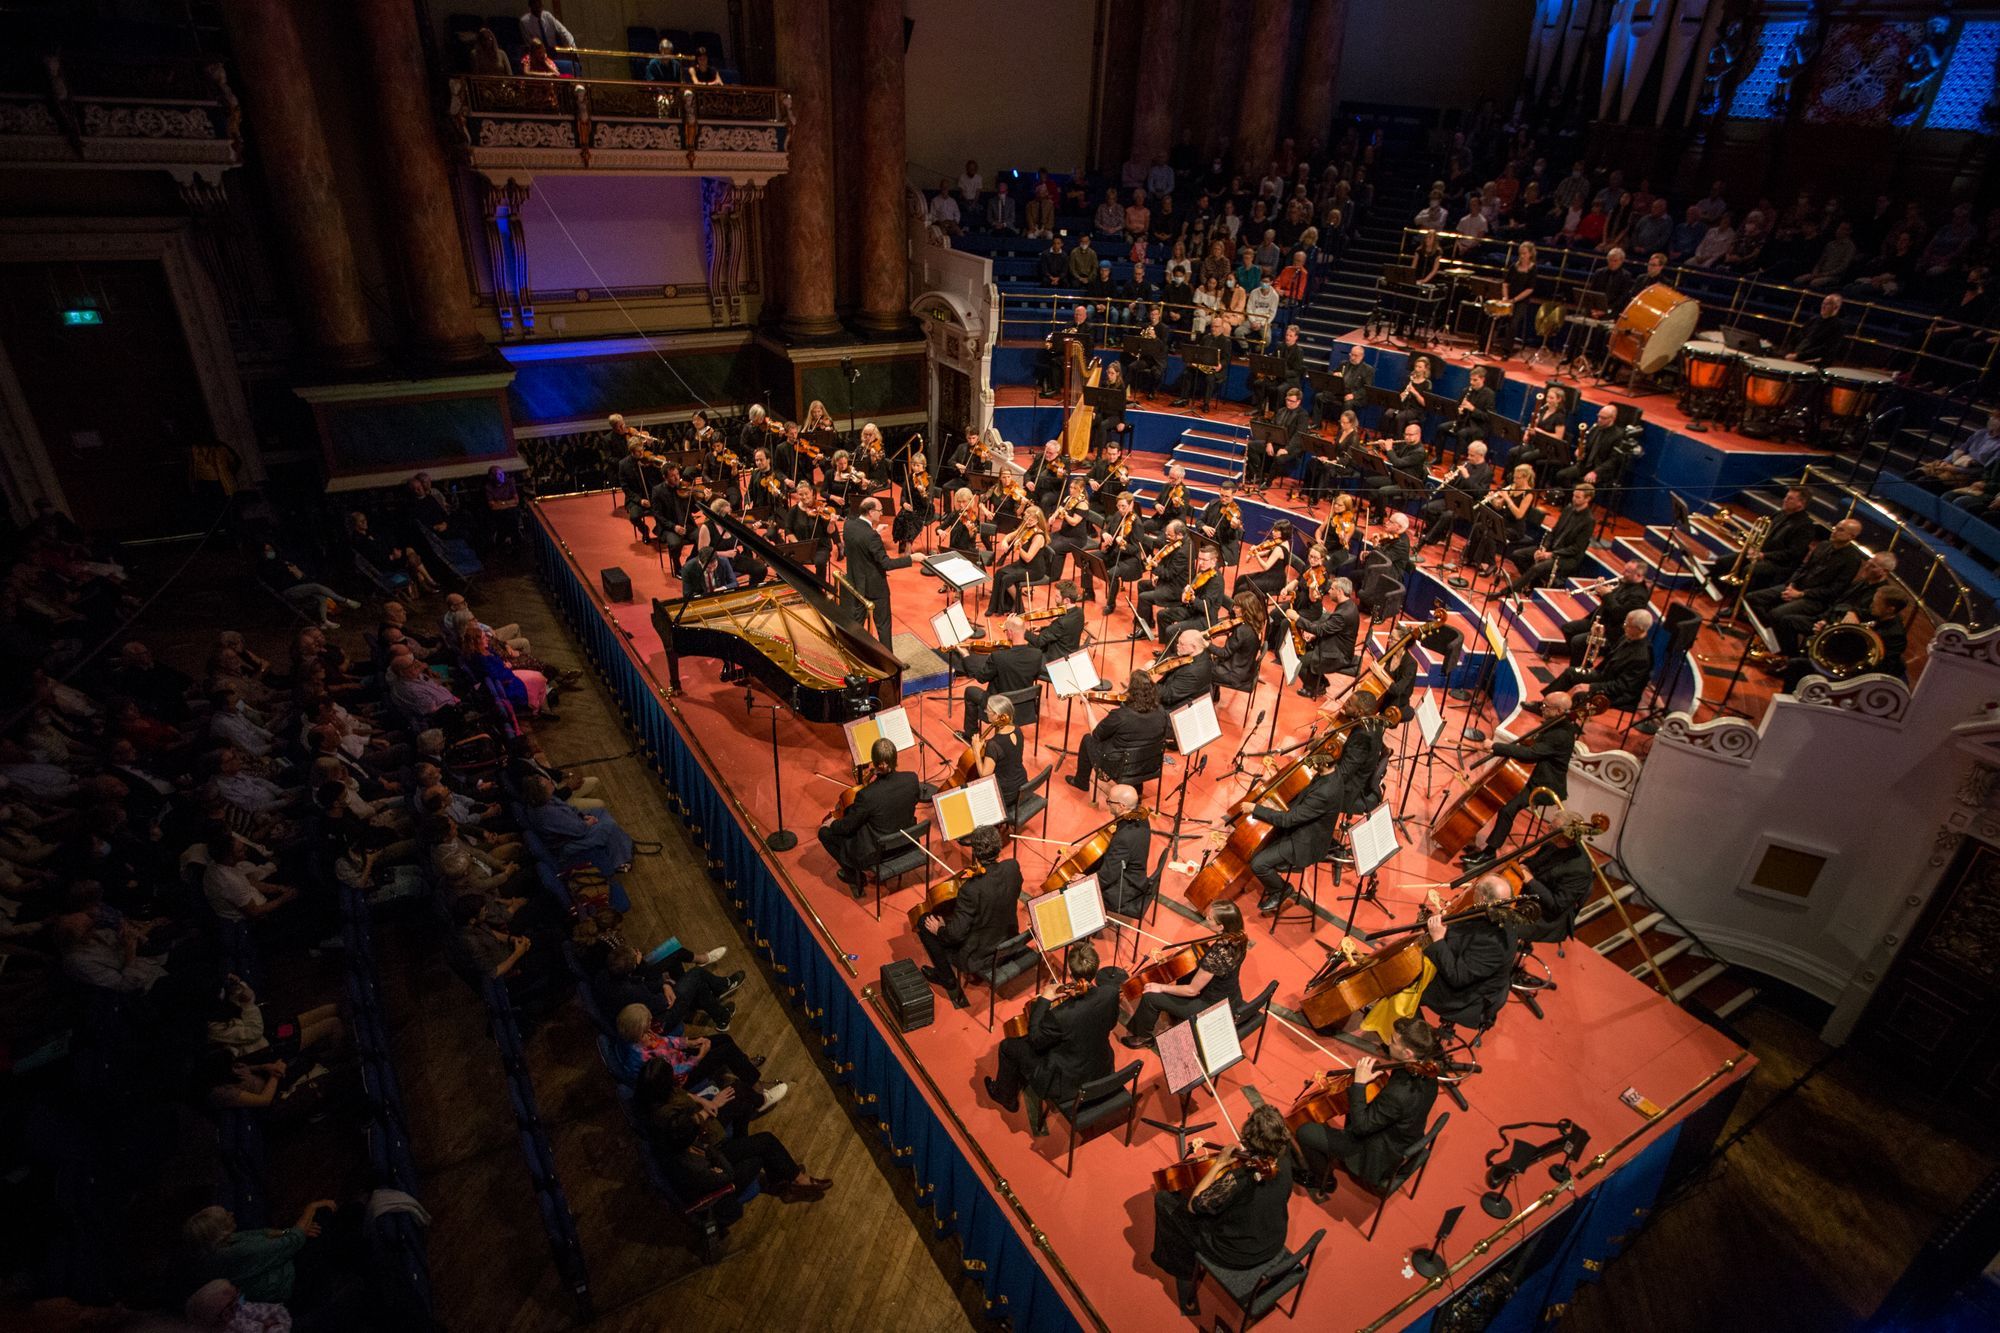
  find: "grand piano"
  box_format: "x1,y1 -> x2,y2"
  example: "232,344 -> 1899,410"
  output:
651,501 -> 903,724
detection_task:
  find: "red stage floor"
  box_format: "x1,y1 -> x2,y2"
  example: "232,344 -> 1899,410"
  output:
538,492 -> 1752,1330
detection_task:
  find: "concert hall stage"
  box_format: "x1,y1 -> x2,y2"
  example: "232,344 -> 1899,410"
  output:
531,492 -> 1751,1331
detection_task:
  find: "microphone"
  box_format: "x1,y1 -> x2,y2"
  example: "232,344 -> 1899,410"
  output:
1249,708 -> 1267,731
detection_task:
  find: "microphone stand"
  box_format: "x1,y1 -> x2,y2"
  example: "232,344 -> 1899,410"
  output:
1163,751 -> 1210,855
744,688 -> 796,851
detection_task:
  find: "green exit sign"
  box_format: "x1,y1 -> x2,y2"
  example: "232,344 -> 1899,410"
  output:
62,308 -> 103,326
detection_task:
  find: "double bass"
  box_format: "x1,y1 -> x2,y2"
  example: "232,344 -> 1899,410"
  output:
1344,608 -> 1450,719
1430,697 -> 1604,859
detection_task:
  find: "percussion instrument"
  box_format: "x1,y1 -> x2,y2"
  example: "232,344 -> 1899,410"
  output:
1680,341 -> 1741,394
1821,366 -> 1894,420
1608,284 -> 1700,374
1739,356 -> 1817,410
1483,299 -> 1516,318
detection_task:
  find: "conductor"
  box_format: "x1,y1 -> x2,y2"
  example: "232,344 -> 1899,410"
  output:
842,497 -> 911,645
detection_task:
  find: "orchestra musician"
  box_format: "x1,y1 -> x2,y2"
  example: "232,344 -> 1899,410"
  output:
1171,324 -> 1232,410
965,695 -> 1029,813
1154,545 -> 1228,641
1196,480 -> 1244,564
745,447 -> 783,517
1243,691 -> 1386,914
1025,439 -> 1066,512
1763,549 -> 1896,662
1097,783 -> 1156,916
1779,585 -> 1910,686
647,467 -> 691,573
1744,518 -> 1866,644
787,480 -> 836,583
1090,442 -> 1131,510
938,432 -> 975,494
1547,607 -> 1655,710
1583,247 -> 1636,319
1148,1103 -> 1297,1318
1128,306 -> 1169,400
987,504 -> 1052,617
615,431 -> 660,542
1211,590 -> 1268,696
680,505 -> 734,595
1554,405 -> 1632,490
736,403 -> 772,460
1516,816 -> 1599,945
1036,304 -> 1094,398
1122,900 -> 1249,1046
918,826 -> 1024,1010
1374,512 -> 1416,579
1156,628 -> 1217,709
1561,561 -> 1651,663
1510,385 -> 1570,482
1047,480 -> 1102,600
1328,343 -> 1373,430
1250,322 -> 1307,416
1098,493 -> 1147,611
841,497 -> 911,646
1461,691 -> 1581,868
1135,521 -> 1192,636
1027,579 -> 1086,662
944,486 -> 987,568
1155,463 -> 1194,526
1307,411 -> 1364,506
1437,365 -> 1499,460
1370,422 -> 1432,524
1466,463 -> 1538,576
1740,488 -> 1819,593
1418,872 -> 1526,1029
1094,361 -> 1132,452
953,614 -> 1043,738
1383,355 -> 1433,439
1505,485 -> 1596,595
1248,386 -> 1309,490
1291,576 -> 1359,700
817,738 -> 922,893
856,421 -> 891,490
706,499 -> 759,588
983,940 -> 1129,1136
1234,520 -> 1295,599
1419,440 -> 1494,549
1293,1017 -> 1442,1194
1068,670 -> 1170,794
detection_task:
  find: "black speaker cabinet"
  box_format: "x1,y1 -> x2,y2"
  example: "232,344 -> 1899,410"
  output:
600,566 -> 633,603
880,958 -> 935,1032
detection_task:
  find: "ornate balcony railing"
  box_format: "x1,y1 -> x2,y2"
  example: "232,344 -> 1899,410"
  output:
447,75 -> 788,180
0,54 -> 239,178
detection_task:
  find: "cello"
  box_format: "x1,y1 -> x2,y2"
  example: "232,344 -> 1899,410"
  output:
1119,931 -> 1237,1010
1002,979 -> 1089,1040
1151,1142 -> 1278,1199
1297,888 -> 1544,1030
1283,1060 -> 1442,1133
907,853 -> 988,931
1041,807 -> 1150,894
1430,697 -> 1603,859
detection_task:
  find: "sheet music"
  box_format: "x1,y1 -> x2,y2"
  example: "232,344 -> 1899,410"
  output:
1193,1000 -> 1244,1076
1026,874 -> 1105,951
1046,649 -> 1102,698
1029,890 -> 1073,953
1063,875 -> 1106,939
926,553 -> 988,590
1350,802 -> 1401,878
1170,692 -> 1222,755
1156,1018 -> 1207,1095
1277,631 -> 1301,685
1414,690 -> 1445,746
843,706 -> 916,763
934,775 -> 1008,840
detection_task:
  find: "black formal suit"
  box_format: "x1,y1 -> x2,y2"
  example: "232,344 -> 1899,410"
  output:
1253,404 -> 1310,485
1420,458 -> 1494,546
1374,531 -> 1415,578
842,515 -> 910,645
958,642 -> 1045,736
1373,442 -> 1431,514
1748,539 -> 1866,651
1550,634 -> 1652,710
1479,717 -> 1581,853
1331,359 -> 1374,426
1440,386 -> 1498,457
921,859 -> 1024,988
1744,510 -> 1818,590
1195,499 -> 1242,564
617,453 -> 654,536
1520,841 -> 1595,943
1252,341 -> 1308,414
1563,580 -> 1651,661
1097,817 -> 1155,916
1074,704 -> 1170,787
1377,651 -> 1421,722
817,770 -> 922,876
1027,605 -> 1085,662
1509,506 -> 1594,591
993,967 -> 1132,1106
1296,597 -> 1360,695
1295,1069 -> 1440,1190
1211,621 -> 1263,693
1249,768 -> 1347,905
1421,916 -> 1520,1028
1556,423 -> 1623,487
1156,572 -> 1229,640
1156,651 -> 1214,710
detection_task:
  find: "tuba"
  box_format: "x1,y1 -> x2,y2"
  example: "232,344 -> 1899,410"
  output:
1805,622 -> 1884,680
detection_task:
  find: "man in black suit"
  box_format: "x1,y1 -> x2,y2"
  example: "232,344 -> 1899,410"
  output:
614,435 -> 657,541
1155,630 -> 1215,710
1328,342 -> 1373,429
1135,521 -> 1192,636
1740,488 -> 1819,593
1374,512 -> 1416,580
1437,365 -> 1499,461
1068,671 -> 1170,794
1095,784 -> 1156,916
984,940 -> 1129,1134
1517,817 -> 1598,945
1170,326 -> 1232,409
1548,607 -> 1654,709
1788,292 -> 1847,366
817,739 -> 922,892
1294,1017 -> 1442,1191
1027,579 -> 1086,662
1293,575 -> 1360,700
1250,322 -> 1308,416
841,497 -> 911,645
953,614 -> 1044,737
1554,406 -> 1623,489
1747,519 -> 1867,654
1195,480 -> 1243,564
1507,486 -> 1597,594
647,470 -> 691,573
1419,440 -> 1494,548
1561,561 -> 1650,663
918,826 -> 1024,1008
1462,691 -> 1581,867
1371,422 -> 1432,521
1154,544 -> 1228,642
1243,698 -> 1385,913
1420,872 -> 1525,1030
1249,385 -> 1310,489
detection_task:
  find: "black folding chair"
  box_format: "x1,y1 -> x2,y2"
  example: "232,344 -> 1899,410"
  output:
1048,1059 -> 1145,1177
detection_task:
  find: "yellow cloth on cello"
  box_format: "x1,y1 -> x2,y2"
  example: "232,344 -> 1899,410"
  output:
1359,955 -> 1435,1045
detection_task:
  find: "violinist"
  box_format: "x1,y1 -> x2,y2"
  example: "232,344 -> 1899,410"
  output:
1419,439 -> 1494,549
803,398 -> 836,440
1068,672 -> 1169,799
952,614 -> 1043,739
823,448 -> 863,512
983,940 -> 1129,1135
1155,463 -> 1193,526
987,504 -> 1052,617
1149,1103 -> 1296,1318
1155,544 -> 1227,642
1293,1018 -> 1442,1195
1027,579 -> 1086,662
1516,815 -> 1599,944
1097,492 -> 1146,611
615,432 -> 659,542
893,436 -> 933,554
707,498 -> 760,587
1196,480 -> 1243,564
777,418 -> 805,477
1155,628 -> 1216,710
735,404 -> 768,459
745,447 -> 784,518
787,480 -> 836,583
1242,692 -> 1385,914
1135,520 -> 1191,636
942,487 -> 986,568
1047,480 -> 1101,599
1374,511 -> 1416,578
1234,519 -> 1295,600
1122,900 -> 1248,1047
647,466 -> 692,573
1210,590 -> 1267,696
1025,439 -> 1066,512
679,505 -> 735,595
1460,690 -> 1580,869
918,825 -> 1024,1010
1089,441 -> 1130,508
1291,575 -> 1359,700
856,421 -> 892,489
817,738 -> 921,894
689,409 -> 719,453
961,694 -> 1029,812
937,430 -> 974,493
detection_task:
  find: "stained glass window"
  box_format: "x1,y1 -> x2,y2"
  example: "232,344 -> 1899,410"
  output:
1926,20 -> 2000,131
1728,19 -> 1809,120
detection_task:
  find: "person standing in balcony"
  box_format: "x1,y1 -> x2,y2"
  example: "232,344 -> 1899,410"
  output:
519,1 -> 574,58
470,28 -> 511,76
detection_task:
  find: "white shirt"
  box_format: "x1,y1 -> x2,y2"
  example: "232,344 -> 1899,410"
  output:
1245,285 -> 1279,324
957,172 -> 983,202
1414,204 -> 1449,229
204,861 -> 268,922
929,194 -> 960,224
519,9 -> 574,50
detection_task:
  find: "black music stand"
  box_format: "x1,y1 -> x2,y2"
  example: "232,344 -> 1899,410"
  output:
1304,369 -> 1342,426
1118,336 -> 1164,399
1247,421 -> 1291,490
1181,343 -> 1226,407
1082,385 -> 1127,418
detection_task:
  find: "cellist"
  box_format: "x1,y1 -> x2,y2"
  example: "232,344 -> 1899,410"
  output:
1293,1017 -> 1442,1195
1459,690 -> 1581,869
1239,691 -> 1385,914
1121,901 -> 1248,1048
1096,784 -> 1154,917
816,739 -> 921,896
1359,872 -> 1525,1045
982,940 -> 1128,1137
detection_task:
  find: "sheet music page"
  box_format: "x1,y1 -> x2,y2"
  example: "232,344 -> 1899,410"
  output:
1028,888 -> 1073,952
931,785 -> 978,841
1277,631 -> 1301,685
873,705 -> 916,751
1063,649 -> 1102,693
1193,1000 -> 1244,1075
1351,802 -> 1401,878
841,715 -> 880,765
1156,1018 -> 1208,1095
945,602 -> 975,642
1045,656 -> 1081,698
1415,690 -> 1446,746
930,610 -> 964,648
928,554 -> 987,589
965,775 -> 1007,829
1063,875 -> 1106,939
1171,692 -> 1223,755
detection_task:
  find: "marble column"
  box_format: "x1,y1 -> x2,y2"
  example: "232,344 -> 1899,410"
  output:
772,0 -> 842,339
1128,0 -> 1183,174
853,0 -> 910,335
354,0 -> 487,364
217,0 -> 377,369
1293,0 -> 1347,152
1232,0 -> 1296,174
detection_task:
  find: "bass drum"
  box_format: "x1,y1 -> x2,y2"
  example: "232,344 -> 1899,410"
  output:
1608,284 -> 1701,374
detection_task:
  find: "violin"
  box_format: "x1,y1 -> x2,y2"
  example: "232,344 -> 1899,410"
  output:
1151,1141 -> 1278,1198
1283,1060 -> 1441,1133
1180,568 -> 1217,603
1221,499 -> 1243,528
908,856 -> 987,931
1002,979 -> 1091,1040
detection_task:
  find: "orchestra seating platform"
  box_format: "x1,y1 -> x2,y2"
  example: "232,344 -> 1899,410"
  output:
529,493 -> 1752,1332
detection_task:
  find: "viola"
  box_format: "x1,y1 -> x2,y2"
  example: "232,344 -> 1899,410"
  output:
1151,1143 -> 1277,1198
